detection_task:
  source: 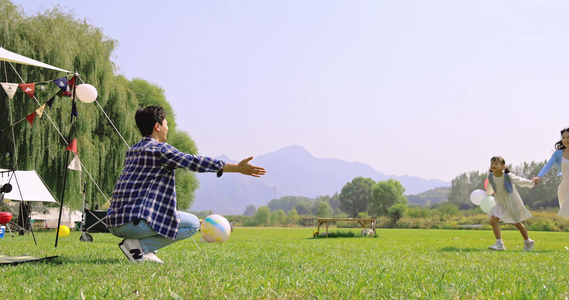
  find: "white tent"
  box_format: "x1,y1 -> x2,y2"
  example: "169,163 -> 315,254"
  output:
0,169 -> 57,203
0,47 -> 70,73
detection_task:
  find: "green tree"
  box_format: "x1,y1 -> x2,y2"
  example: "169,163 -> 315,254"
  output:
447,171 -> 486,209
287,208 -> 299,226
369,179 -> 407,216
339,177 -> 376,218
268,196 -> 313,212
388,203 -> 408,223
271,209 -> 286,226
243,204 -> 256,217
316,201 -> 332,217
294,201 -> 313,215
255,206 -> 270,226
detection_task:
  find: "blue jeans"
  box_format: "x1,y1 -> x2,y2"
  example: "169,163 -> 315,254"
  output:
108,211 -> 200,254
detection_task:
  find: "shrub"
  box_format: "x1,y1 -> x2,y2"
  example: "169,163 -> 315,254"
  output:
388,203 -> 408,222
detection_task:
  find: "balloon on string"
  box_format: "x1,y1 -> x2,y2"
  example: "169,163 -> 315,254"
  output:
480,196 -> 496,213
470,189 -> 486,205
484,178 -> 489,190
76,84 -> 98,103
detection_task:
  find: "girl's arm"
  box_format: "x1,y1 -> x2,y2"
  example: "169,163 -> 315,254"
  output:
536,151 -> 559,178
510,173 -> 536,188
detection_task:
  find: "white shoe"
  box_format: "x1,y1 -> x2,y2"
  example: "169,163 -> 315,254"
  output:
488,243 -> 506,251
119,239 -> 144,263
142,252 -> 164,264
523,239 -> 535,251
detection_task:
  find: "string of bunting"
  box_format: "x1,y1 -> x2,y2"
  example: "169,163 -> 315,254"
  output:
1,74 -> 84,172
0,75 -> 76,129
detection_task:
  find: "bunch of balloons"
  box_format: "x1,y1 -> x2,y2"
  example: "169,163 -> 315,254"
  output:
470,189 -> 496,213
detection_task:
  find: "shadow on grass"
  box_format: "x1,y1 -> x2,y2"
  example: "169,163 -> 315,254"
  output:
439,246 -> 485,252
440,246 -> 557,253
55,256 -> 127,264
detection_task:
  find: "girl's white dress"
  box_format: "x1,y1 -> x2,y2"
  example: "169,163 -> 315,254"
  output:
556,157 -> 569,218
486,173 -> 534,223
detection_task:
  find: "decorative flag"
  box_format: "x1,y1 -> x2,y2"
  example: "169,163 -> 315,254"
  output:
25,111 -> 36,126
68,76 -> 76,88
65,138 -> 78,155
1,83 -> 18,99
56,89 -> 63,97
19,83 -> 35,98
71,101 -> 78,120
53,77 -> 68,91
62,85 -> 71,97
68,155 -> 82,172
35,104 -> 46,118
46,95 -> 55,109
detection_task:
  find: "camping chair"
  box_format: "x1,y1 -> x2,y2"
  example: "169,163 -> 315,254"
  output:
79,182 -> 109,242
79,208 -> 109,242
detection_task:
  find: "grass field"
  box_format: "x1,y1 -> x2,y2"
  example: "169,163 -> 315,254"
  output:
1,227 -> 569,299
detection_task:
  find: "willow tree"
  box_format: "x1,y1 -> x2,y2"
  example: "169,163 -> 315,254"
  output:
0,0 -> 200,210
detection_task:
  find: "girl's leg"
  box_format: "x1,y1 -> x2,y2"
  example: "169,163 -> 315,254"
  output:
490,216 -> 502,239
514,222 -> 529,240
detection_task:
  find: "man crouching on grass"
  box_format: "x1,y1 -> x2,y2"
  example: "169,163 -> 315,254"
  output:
106,106 -> 266,263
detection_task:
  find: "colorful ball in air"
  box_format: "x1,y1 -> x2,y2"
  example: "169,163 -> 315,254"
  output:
200,214 -> 231,243
58,225 -> 70,237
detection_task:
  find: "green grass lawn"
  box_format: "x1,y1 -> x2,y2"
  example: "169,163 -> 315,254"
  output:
1,227 -> 569,299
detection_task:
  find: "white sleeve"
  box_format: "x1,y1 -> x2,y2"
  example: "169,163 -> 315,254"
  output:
509,173 -> 535,189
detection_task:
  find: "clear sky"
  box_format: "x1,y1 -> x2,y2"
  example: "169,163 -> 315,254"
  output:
11,0 -> 569,182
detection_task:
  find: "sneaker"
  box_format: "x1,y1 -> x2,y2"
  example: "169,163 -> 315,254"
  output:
488,243 -> 506,251
119,239 -> 144,263
523,239 -> 535,251
142,252 -> 164,264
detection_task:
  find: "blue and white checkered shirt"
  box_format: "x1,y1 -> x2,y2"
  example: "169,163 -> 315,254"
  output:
107,137 -> 225,239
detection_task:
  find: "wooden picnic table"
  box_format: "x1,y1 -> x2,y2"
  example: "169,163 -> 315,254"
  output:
316,217 -> 377,237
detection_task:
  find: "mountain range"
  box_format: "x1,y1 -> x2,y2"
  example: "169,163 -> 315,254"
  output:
190,145 -> 450,215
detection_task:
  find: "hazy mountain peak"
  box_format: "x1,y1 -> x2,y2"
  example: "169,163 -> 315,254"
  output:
192,145 -> 450,215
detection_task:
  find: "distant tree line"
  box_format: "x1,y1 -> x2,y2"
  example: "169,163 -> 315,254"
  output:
240,160 -> 562,227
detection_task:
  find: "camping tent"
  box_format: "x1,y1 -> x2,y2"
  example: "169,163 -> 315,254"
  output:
0,47 -> 70,73
0,169 -> 57,203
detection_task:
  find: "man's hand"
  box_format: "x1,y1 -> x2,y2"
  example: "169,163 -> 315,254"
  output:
224,156 -> 266,177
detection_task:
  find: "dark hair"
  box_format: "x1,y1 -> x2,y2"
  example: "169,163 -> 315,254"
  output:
489,156 -> 510,174
135,106 -> 166,136
554,127 -> 569,150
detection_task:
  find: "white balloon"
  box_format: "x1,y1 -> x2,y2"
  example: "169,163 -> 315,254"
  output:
470,189 -> 486,205
480,196 -> 496,213
76,84 -> 98,103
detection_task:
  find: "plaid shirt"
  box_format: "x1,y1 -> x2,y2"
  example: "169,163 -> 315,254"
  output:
106,137 -> 225,239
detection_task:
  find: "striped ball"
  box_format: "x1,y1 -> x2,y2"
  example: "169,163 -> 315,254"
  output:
200,214 -> 231,243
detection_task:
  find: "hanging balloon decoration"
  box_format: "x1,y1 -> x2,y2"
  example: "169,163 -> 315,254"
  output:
76,84 -> 98,103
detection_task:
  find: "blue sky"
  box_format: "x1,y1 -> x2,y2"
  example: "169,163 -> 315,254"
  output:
11,0 -> 569,181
